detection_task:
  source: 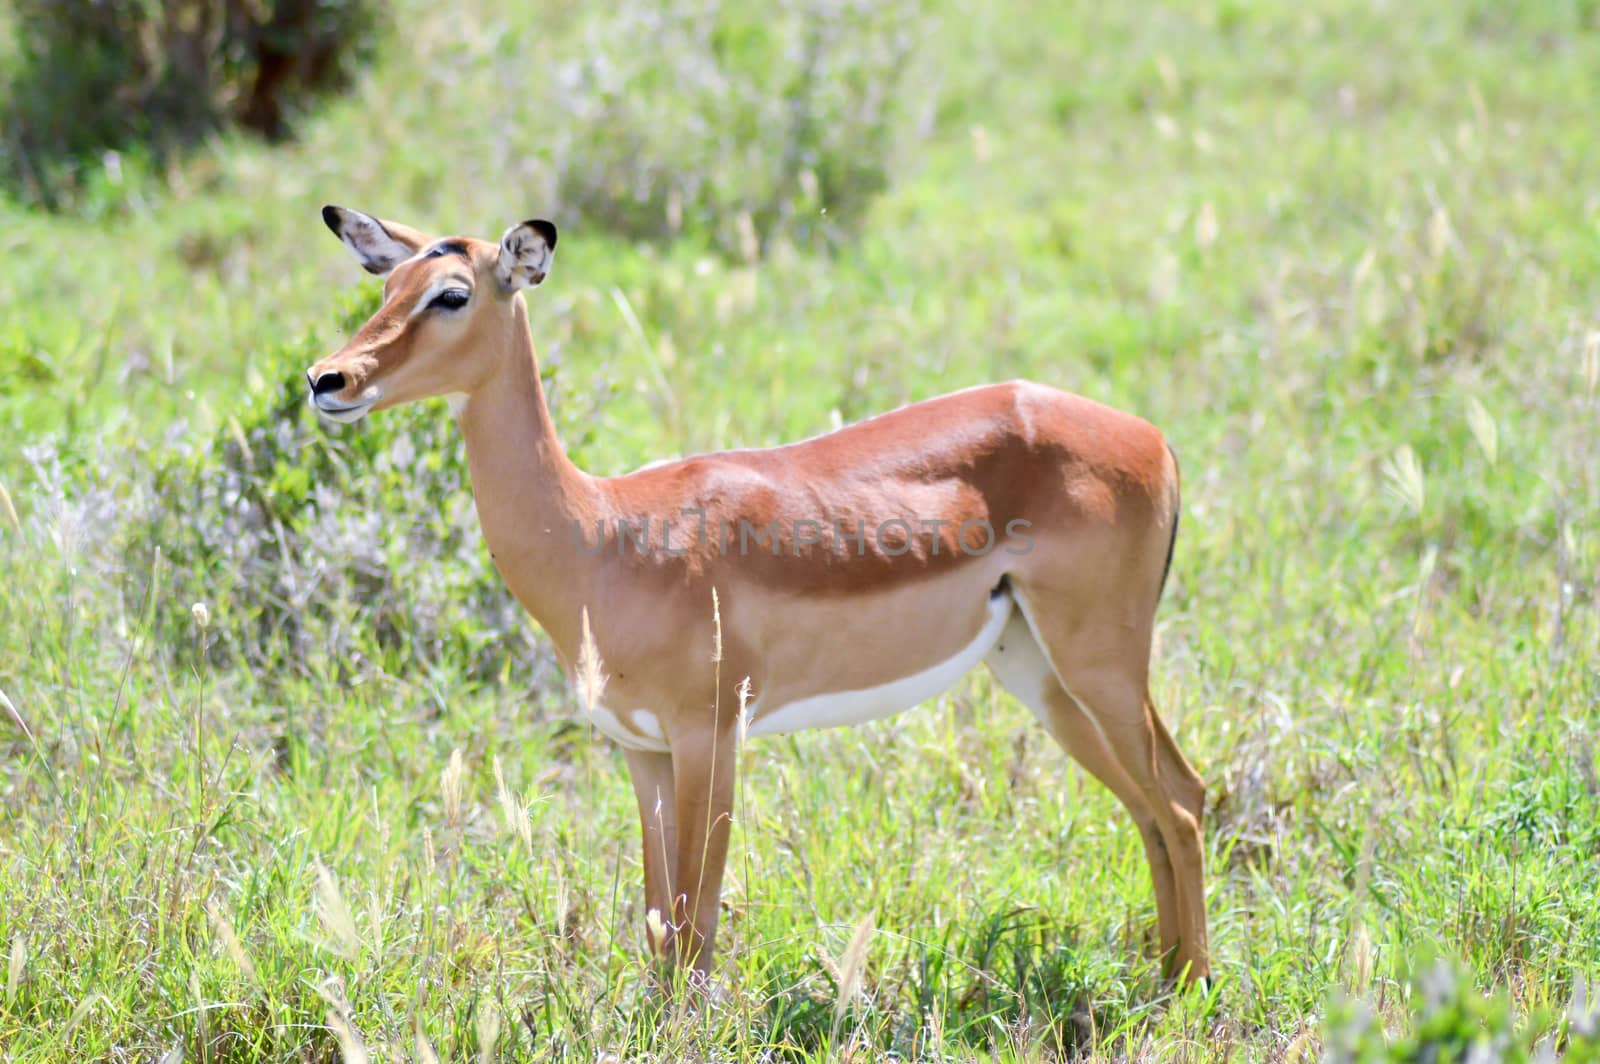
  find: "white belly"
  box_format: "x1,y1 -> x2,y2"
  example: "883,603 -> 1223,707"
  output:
745,591 -> 1013,739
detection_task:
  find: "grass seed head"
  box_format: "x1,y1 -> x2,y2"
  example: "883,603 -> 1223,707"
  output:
1382,445 -> 1427,514
736,675 -> 753,746
832,912 -> 876,1035
494,756 -> 533,852
65,991 -> 105,1034
6,934 -> 24,1002
414,1015 -> 442,1064
711,587 -> 723,663
312,859 -> 361,961
365,892 -> 385,960
204,899 -> 258,987
441,748 -> 466,828
1465,397 -> 1498,467
1583,331 -> 1600,396
326,1008 -> 370,1064
0,479 -> 20,536
1348,923 -> 1374,994
1196,201 -> 1219,251
0,686 -> 34,746
476,1000 -> 502,1064
1284,1025 -> 1317,1063
554,865 -> 570,936
736,212 -> 760,264
645,907 -> 669,954
577,607 -> 608,711
1427,204 -> 1453,259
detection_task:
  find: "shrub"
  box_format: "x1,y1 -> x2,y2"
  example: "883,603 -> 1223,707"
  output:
1323,961 -> 1600,1063
10,290 -> 580,698
545,0 -> 930,253
1,0 -> 381,210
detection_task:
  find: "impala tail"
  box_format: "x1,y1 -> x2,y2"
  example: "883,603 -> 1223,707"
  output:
1158,440 -> 1181,605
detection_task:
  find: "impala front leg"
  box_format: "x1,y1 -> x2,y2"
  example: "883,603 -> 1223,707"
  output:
669,722 -> 738,975
623,748 -> 678,960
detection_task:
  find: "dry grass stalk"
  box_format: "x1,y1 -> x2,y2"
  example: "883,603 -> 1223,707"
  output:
0,686 -> 35,747
441,748 -> 466,828
711,587 -> 723,663
577,607 -> 608,711
477,1000 -> 502,1064
413,1014 -> 442,1064
64,991 -> 105,1034
326,1008 -> 371,1064
0,480 -> 19,535
6,935 -> 24,1003
645,907 -> 669,955
204,899 -> 258,987
1195,201 -> 1219,251
312,860 -> 361,961
494,755 -> 534,852
831,912 -> 876,1039
1466,397 -> 1498,467
736,675 -> 753,747
1382,445 -> 1426,514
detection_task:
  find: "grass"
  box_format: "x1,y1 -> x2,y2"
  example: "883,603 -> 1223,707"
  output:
2,0 -> 1599,1059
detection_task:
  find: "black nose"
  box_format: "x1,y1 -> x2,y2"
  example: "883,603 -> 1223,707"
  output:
309,370 -> 347,396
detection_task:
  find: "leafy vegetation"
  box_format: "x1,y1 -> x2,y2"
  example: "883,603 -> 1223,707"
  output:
1324,963 -> 1600,1063
547,0 -> 926,251
1,0 -> 380,209
2,0 -> 1598,1059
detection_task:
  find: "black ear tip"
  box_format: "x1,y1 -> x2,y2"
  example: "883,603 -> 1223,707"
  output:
525,219 -> 557,249
321,204 -> 343,235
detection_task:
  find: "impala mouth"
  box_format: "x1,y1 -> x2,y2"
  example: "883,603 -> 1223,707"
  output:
310,390 -> 379,424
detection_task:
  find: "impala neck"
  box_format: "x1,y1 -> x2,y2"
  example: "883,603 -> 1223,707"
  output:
454,296 -> 598,661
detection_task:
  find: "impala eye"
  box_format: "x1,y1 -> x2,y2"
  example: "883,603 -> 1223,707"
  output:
430,288 -> 470,311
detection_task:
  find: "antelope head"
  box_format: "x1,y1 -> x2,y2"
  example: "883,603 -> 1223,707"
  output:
306,205 -> 557,422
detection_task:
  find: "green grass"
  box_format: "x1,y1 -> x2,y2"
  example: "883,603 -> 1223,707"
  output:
2,0 -> 1599,1059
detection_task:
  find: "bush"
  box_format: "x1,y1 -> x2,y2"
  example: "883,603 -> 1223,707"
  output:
545,0 -> 929,253
1323,961 -> 1600,1063
10,290 -> 584,698
1,0 -> 380,210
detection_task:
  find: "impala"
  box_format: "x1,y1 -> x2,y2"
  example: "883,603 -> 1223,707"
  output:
305,206 -> 1211,983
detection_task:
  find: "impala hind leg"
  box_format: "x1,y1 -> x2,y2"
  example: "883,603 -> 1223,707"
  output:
985,611 -> 1183,965
1012,595 -> 1210,982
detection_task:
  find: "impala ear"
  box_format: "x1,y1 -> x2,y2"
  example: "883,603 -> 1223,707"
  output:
321,205 -> 429,276
496,220 -> 557,290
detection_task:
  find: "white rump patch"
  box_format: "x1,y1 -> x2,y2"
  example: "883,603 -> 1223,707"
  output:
588,703 -> 670,753
746,590 -> 1014,739
982,607 -> 1057,717
985,594 -> 1116,751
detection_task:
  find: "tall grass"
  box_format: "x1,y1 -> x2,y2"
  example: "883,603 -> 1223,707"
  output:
2,0 -> 1599,1058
